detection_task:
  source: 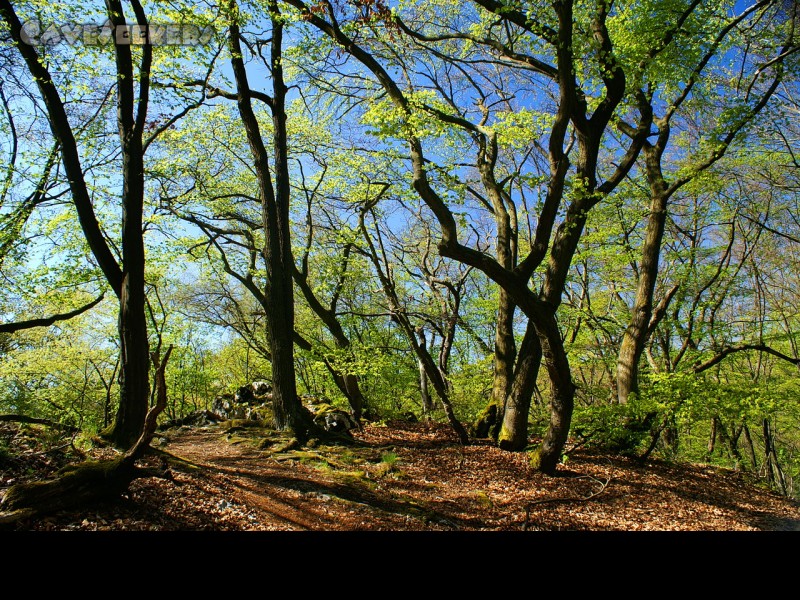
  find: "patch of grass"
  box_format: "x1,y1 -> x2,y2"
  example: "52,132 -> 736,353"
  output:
338,449 -> 359,465
373,452 -> 402,478
306,459 -> 333,472
381,452 -> 399,467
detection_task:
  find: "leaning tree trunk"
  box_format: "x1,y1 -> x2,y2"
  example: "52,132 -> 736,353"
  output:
417,328 -> 435,418
331,371 -> 367,422
418,359 -> 433,418
532,312 -> 576,475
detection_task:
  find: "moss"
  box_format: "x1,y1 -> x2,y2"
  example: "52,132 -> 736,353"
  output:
474,490 -> 493,508
337,470 -> 368,482
498,423 -> 527,451
0,457 -> 134,516
497,423 -> 512,446
271,437 -> 299,453
226,435 -> 251,445
472,403 -> 501,439
373,462 -> 393,478
528,446 -> 542,470
258,437 -> 277,450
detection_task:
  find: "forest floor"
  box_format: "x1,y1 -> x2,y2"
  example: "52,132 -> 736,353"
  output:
2,419 -> 799,531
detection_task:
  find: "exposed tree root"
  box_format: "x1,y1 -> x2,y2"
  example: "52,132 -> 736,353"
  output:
0,346 -> 173,526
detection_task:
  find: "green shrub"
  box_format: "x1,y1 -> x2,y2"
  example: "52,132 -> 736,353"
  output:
571,396 -> 658,456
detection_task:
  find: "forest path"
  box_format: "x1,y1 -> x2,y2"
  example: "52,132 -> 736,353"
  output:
10,420 -> 800,531
147,422 -> 800,531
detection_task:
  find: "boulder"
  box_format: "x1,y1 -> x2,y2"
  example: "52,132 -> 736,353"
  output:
307,402 -> 359,434
212,388 -> 273,422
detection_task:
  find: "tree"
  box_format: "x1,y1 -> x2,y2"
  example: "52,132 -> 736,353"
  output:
0,0 -> 215,447
357,193 -> 470,442
286,0 -> 647,472
220,0 -> 319,436
615,0 -> 798,404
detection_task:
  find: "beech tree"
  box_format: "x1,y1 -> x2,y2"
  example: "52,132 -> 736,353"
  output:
614,0 -> 798,404
284,0 -> 648,472
217,0 -> 322,436
0,0 -> 214,447
1,0 -> 799,508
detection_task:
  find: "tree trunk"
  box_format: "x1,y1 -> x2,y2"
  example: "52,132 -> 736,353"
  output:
331,371 -> 366,422
706,416 -> 718,461
474,290 -> 516,438
532,313 -> 575,475
662,419 -> 679,455
103,0 -> 152,449
498,320 -> 541,450
227,0 -> 314,439
414,336 -> 468,444
716,418 -> 745,470
743,422 -> 759,471
617,148 -> 669,404
0,0 -> 152,451
761,418 -> 786,494
419,360 -> 433,417
417,328 -> 434,418
265,9 -> 309,437
108,272 -> 150,448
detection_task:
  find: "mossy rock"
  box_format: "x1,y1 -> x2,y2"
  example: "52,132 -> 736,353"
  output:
221,419 -> 274,431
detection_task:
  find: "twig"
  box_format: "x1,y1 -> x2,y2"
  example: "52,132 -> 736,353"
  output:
0,415 -> 79,433
522,474 -> 611,531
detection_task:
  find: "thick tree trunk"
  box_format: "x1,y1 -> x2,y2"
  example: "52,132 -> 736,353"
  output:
103,0 -> 152,449
532,313 -> 575,475
109,272 -> 150,448
498,320 -> 542,450
266,14 -> 311,437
